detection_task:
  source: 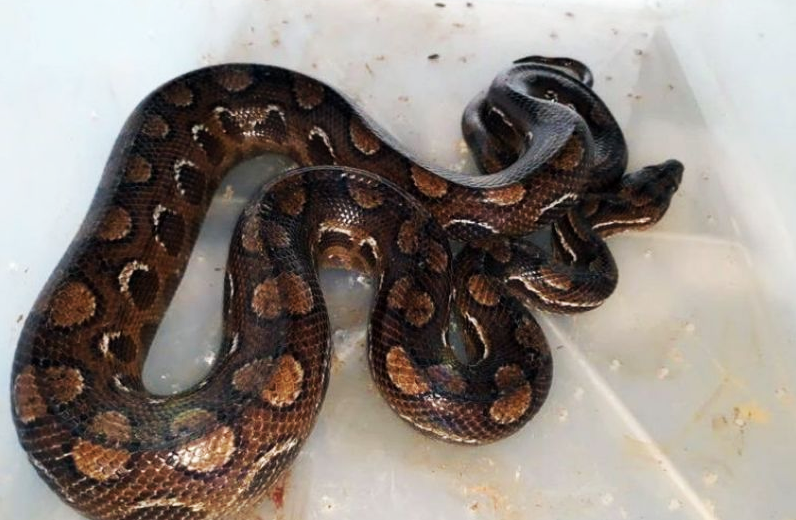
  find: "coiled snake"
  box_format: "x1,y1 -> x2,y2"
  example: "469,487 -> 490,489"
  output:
10,56 -> 683,520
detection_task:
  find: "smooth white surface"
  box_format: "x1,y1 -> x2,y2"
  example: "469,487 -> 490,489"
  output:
1,1 -> 794,519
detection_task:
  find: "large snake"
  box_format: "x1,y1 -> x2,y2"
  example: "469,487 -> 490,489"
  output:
10,56 -> 683,520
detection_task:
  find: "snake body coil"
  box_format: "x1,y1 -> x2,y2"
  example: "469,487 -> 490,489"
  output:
11,57 -> 683,520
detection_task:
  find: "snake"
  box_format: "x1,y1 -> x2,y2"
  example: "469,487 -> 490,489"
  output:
10,56 -> 683,520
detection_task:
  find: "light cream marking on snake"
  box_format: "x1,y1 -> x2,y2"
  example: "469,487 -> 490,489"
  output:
592,216 -> 653,230
507,274 -> 599,309
463,312 -> 490,360
308,126 -> 337,163
537,192 -> 578,219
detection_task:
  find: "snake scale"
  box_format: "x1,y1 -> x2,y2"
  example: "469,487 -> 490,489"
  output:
11,56 -> 683,520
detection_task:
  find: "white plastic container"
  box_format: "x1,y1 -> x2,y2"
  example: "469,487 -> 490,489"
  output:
1,1 -> 793,519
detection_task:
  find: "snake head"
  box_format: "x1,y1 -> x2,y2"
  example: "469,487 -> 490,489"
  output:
586,159 -> 684,236
621,159 -> 684,207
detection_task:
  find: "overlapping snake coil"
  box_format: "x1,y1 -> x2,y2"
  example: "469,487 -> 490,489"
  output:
11,56 -> 683,520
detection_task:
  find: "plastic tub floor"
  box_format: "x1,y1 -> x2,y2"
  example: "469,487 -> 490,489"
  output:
1,1 -> 794,519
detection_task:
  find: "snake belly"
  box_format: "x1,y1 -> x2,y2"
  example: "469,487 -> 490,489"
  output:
10,57 -> 684,520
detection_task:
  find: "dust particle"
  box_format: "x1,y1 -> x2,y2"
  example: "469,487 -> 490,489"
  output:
428,53 -> 440,60
435,2 -> 446,6
222,185 -> 235,201
16,314 -> 23,323
634,49 -> 643,56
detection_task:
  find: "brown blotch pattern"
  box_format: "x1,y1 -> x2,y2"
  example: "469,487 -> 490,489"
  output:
161,82 -> 194,107
349,116 -> 381,155
404,290 -> 435,327
252,279 -> 281,320
241,215 -> 264,253
96,207 -> 132,241
125,155 -> 152,183
49,281 -> 96,327
397,219 -> 420,254
87,411 -> 132,445
293,75 -> 325,110
215,67 -> 254,92
485,238 -> 512,263
279,273 -> 314,316
426,364 -> 467,394
425,240 -> 449,273
142,114 -> 170,139
44,366 -> 84,404
514,318 -> 545,349
13,366 -> 46,424
348,181 -> 384,209
550,136 -> 584,171
261,355 -> 304,407
386,346 -> 431,396
495,364 -> 526,390
174,426 -> 236,473
484,184 -> 526,206
467,274 -> 500,307
170,408 -> 218,437
386,277 -> 413,311
264,222 -> 291,248
410,165 -> 448,198
232,359 -> 273,395
274,183 -> 307,216
489,383 -> 532,425
71,439 -> 131,481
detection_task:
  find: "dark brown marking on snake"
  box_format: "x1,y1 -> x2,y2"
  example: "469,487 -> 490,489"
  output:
120,263 -> 160,310
173,160 -> 207,205
153,206 -> 186,256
